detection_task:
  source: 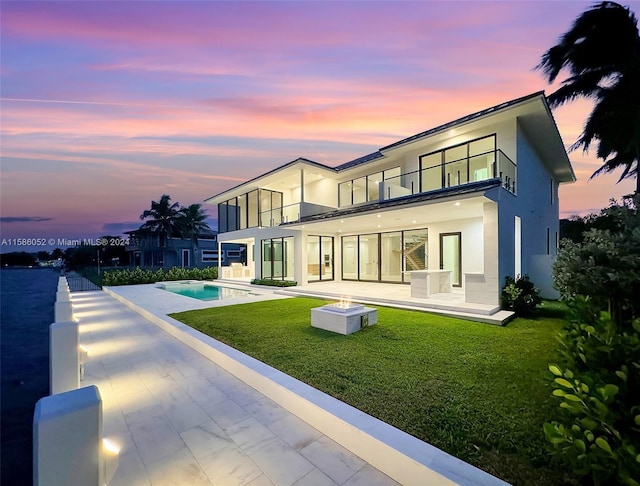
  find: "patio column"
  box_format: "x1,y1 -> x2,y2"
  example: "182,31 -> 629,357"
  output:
464,201 -> 500,306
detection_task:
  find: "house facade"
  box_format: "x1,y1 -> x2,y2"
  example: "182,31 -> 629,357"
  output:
205,92 -> 575,309
125,227 -> 246,270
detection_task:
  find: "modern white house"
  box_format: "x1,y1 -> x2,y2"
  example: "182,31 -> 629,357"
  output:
205,92 -> 575,314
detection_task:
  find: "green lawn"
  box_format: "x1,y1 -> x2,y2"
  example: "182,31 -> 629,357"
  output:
171,298 -> 571,485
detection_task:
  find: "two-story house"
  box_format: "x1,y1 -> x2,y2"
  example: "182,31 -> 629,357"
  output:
125,226 -> 246,270
205,92 -> 575,313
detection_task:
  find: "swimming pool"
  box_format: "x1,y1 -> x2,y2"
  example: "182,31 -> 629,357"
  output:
160,282 -> 250,301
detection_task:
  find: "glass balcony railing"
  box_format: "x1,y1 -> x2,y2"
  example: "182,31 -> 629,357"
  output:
380,149 -> 516,201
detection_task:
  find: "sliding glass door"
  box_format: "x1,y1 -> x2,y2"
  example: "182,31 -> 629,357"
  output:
307,236 -> 334,282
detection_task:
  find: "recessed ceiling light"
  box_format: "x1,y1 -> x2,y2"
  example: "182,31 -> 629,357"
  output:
412,220 -> 416,224
377,224 -> 381,228
377,214 -> 381,218
340,220 -> 344,223
454,202 -> 460,206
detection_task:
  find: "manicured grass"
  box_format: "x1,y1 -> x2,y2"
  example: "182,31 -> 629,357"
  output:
171,299 -> 570,485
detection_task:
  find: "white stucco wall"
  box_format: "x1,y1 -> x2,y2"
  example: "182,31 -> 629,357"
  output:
426,217 -> 484,278
494,121 -> 560,299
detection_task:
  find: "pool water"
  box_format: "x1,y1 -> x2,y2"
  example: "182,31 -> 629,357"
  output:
161,283 -> 249,301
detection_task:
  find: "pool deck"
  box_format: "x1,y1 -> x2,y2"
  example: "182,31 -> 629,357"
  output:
74,282 -> 509,486
75,287 -> 400,486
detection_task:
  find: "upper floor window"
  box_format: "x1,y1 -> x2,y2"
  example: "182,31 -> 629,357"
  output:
218,188 -> 283,233
338,166 -> 401,207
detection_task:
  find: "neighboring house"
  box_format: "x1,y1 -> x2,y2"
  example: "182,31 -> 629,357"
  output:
205,92 -> 575,310
125,227 -> 245,270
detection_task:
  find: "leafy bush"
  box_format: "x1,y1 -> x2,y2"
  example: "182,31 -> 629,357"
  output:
250,278 -> 297,287
103,266 -> 217,286
544,299 -> 640,485
553,198 -> 639,325
501,275 -> 541,316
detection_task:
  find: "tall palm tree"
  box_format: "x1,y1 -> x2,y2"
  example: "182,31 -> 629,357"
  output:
139,194 -> 181,248
178,203 -> 211,252
537,1 -> 640,195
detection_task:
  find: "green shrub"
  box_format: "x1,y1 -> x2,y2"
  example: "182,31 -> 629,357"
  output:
553,198 -> 639,326
250,278 -> 297,287
501,275 -> 541,316
103,266 -> 218,286
544,298 -> 640,485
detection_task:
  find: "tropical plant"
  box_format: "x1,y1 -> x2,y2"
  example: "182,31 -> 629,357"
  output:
501,275 -> 542,316
537,1 -> 640,194
553,198 -> 640,326
544,298 -> 640,485
178,203 -> 211,251
139,194 -> 182,247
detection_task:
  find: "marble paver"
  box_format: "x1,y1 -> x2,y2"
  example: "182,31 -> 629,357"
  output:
74,290 -> 399,486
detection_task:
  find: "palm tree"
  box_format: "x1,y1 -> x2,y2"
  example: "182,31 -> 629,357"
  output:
178,203 -> 211,252
139,194 -> 181,248
537,1 -> 640,195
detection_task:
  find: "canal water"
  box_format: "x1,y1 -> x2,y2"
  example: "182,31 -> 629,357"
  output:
1,268 -> 57,485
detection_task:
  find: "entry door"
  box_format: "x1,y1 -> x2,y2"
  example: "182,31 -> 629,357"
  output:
440,233 -> 461,287
182,249 -> 190,268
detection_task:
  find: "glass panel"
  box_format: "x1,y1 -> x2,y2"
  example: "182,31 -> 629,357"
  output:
367,172 -> 382,201
272,240 -> 283,278
218,202 -> 228,233
321,236 -> 333,281
469,152 -> 494,182
381,232 -> 402,282
469,135 -> 495,156
272,192 -> 283,226
227,197 -> 239,231
342,236 -> 358,280
284,237 -> 294,280
339,181 -> 352,207
247,190 -> 258,228
420,153 -> 441,192
237,193 -> 247,229
440,233 -> 461,287
260,190 -> 271,226
307,236 -> 320,282
384,166 -> 401,180
403,229 -> 428,282
444,145 -> 468,187
359,233 -> 379,281
262,240 -> 272,279
352,177 -> 367,204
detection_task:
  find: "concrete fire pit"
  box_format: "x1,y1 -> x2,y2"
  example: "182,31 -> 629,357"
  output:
311,300 -> 377,335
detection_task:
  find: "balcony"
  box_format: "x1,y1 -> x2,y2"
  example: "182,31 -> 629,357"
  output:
259,202 -> 337,227
380,149 -> 516,201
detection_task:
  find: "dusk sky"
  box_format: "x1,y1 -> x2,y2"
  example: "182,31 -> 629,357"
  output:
1,0 -> 639,252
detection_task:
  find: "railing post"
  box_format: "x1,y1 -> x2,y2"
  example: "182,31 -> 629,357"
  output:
33,386 -> 104,486
50,321 -> 80,394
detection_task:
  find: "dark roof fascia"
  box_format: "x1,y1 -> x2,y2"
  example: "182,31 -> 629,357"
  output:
334,151 -> 385,171
379,91 -> 546,153
283,179 -> 502,225
204,157 -> 338,203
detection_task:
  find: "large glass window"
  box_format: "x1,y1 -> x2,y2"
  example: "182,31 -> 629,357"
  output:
359,234 -> 379,281
307,236 -> 334,282
342,229 -> 427,283
247,190 -> 258,228
342,236 -> 358,280
440,232 -> 462,287
381,232 -> 402,282
403,229 -> 428,282
420,135 -> 496,192
339,167 -> 401,207
261,237 -> 294,281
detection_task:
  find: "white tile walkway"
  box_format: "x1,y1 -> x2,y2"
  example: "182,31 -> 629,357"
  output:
73,290 -> 399,486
